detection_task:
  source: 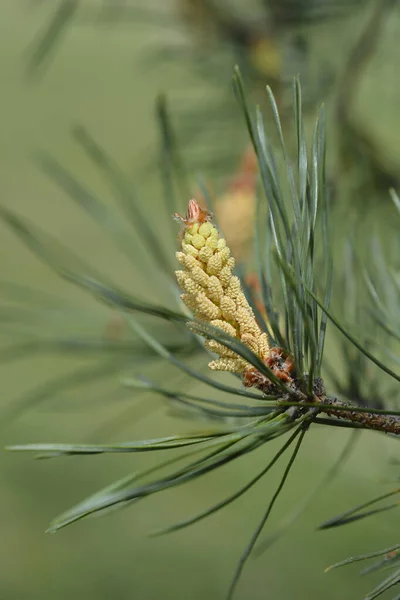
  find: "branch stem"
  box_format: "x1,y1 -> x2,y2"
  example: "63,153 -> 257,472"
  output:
316,396 -> 400,436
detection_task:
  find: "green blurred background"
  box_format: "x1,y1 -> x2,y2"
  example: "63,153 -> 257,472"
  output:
1,2 -> 400,599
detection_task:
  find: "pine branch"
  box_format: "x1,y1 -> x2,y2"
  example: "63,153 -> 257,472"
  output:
317,395 -> 400,435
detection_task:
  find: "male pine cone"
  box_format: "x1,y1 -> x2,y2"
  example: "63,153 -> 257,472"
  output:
174,199 -> 269,374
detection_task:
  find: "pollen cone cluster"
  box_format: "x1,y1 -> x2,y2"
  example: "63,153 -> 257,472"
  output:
174,200 -> 269,374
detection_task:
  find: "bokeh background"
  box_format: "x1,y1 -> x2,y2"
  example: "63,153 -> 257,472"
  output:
1,1 -> 400,599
